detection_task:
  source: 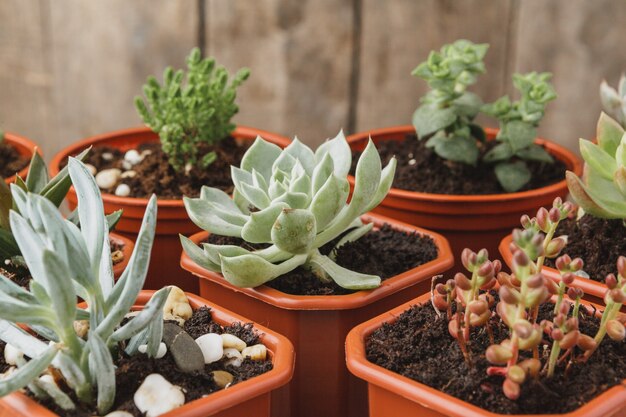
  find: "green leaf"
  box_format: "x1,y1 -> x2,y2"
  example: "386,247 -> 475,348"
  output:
314,130 -> 352,178
88,332 -> 116,414
220,253 -> 307,287
25,151 -> 49,194
579,139 -> 617,181
412,105 -> 457,138
597,112 -> 624,156
0,345 -> 58,397
453,92 -> 482,118
271,209 -> 317,254
40,148 -> 90,207
240,137 -> 282,180
241,203 -> 287,243
310,175 -> 345,230
494,161 -> 532,192
179,235 -> 221,272
483,142 -> 514,163
515,144 -> 553,163
0,320 -> 49,358
184,197 -> 244,237
364,157 -> 397,212
200,186 -> 241,213
567,171 -> 626,218
501,120 -> 537,152
238,181 -> 271,209
109,287 -> 170,343
0,179 -> 11,230
431,135 -> 479,165
284,137 -> 315,175
308,251 -> 380,290
106,210 -> 123,231
41,250 -> 76,332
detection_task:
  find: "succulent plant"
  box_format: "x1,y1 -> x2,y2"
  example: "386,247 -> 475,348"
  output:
182,131 -> 396,290
600,74 -> 626,128
0,158 -> 169,414
566,112 -> 626,219
0,148 -> 121,262
412,40 -> 557,192
135,47 -> 250,171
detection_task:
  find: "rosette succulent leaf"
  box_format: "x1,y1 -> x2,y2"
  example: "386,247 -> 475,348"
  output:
600,74 -> 626,128
0,159 -> 169,414
182,131 -> 397,290
566,112 -> 626,219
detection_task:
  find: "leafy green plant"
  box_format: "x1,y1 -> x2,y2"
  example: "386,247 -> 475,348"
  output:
600,74 -> 626,128
135,47 -> 250,171
412,40 -> 557,192
566,112 -> 626,219
0,149 -> 121,262
0,158 -> 169,415
181,131 -> 396,290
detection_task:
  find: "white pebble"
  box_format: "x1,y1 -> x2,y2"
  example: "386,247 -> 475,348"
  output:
134,374 -> 184,417
85,163 -> 97,176
223,348 -> 243,367
141,149 -> 153,157
102,152 -> 114,161
195,333 -> 223,364
221,334 -> 246,351
242,344 -> 267,361
408,159 -> 416,166
95,168 -> 121,189
104,411 -> 134,417
121,170 -> 137,179
121,160 -> 133,170
114,183 -> 131,197
3,344 -> 23,365
138,342 -> 167,359
124,149 -> 143,165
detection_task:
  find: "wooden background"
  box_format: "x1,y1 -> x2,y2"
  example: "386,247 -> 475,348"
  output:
1,0 -> 626,160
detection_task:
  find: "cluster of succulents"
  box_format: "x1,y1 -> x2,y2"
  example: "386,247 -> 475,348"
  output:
135,47 -> 250,171
412,39 -> 557,192
566,112 -> 626,219
182,131 -> 396,290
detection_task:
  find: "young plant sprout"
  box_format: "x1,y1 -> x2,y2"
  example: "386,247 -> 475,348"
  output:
181,131 -> 396,290
135,47 -> 250,171
0,158 -> 170,415
566,112 -> 626,219
600,74 -> 626,128
412,39 -> 557,192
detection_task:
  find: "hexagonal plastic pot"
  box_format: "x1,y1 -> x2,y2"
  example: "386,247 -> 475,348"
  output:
346,126 -> 582,274
180,212 -> 454,417
0,291 -> 295,417
2,132 -> 40,185
49,126 -> 292,292
346,291 -> 626,417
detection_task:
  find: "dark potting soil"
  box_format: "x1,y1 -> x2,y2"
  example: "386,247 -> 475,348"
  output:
82,137 -> 249,199
207,224 -> 439,295
16,306 -> 271,417
366,296 -> 626,414
546,214 -> 626,283
351,134 -> 567,195
0,141 -> 29,179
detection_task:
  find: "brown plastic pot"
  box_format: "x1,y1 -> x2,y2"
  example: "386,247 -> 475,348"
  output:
180,212 -> 454,417
109,231 -> 133,279
49,126 -> 292,293
346,291 -> 626,417
2,133 -> 40,184
346,126 -> 582,274
0,290 -> 295,417
499,233 -> 611,306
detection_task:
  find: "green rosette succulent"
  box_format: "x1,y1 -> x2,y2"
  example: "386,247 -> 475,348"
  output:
566,112 -> 626,219
181,131 -> 397,290
600,74 -> 626,128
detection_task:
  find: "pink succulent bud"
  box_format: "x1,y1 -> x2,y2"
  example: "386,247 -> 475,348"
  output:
551,328 -> 564,341
433,294 -> 449,311
559,330 -> 580,350
548,207 -> 560,223
536,207 -> 549,231
481,277 -> 496,290
559,301 -> 570,316
469,300 -> 488,315
531,233 -> 544,248
545,237 -> 567,258
499,286 -> 520,304
480,292 -> 495,307
514,320 -> 533,339
567,287 -> 584,300
577,334 -> 597,351
606,274 -> 618,289
470,310 -> 490,327
478,261 -> 494,279
461,248 -> 475,270
610,288 -> 626,304
520,214 -> 532,229
503,379 -> 521,400
553,197 -> 563,207
526,274 -> 544,288
553,314 -> 565,327
435,283 -> 447,295
448,318 -> 460,339
541,320 -> 552,334
446,279 -> 456,289
607,319 -> 626,341
454,272 -> 472,291
485,344 -> 513,365
562,272 -> 575,285
555,254 -> 572,271
507,365 -> 526,384
544,278 -> 559,295
513,250 -> 529,267
519,358 -> 541,378
566,317 -> 579,331
562,201 -> 574,216
618,256 -> 626,277
477,248 -> 489,262
571,257 -> 584,272
493,260 -> 502,274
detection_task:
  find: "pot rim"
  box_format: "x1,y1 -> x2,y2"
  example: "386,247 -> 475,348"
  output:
0,290 -> 295,417
346,125 -> 582,204
499,233 -> 608,300
180,212 -> 454,310
48,126 -> 293,209
3,133 -> 41,185
345,290 -> 626,417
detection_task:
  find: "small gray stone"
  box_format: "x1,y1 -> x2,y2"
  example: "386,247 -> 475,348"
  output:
162,323 -> 204,373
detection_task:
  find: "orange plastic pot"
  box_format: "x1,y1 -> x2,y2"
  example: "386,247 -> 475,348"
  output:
346,126 -> 582,274
0,290 -> 295,417
180,212 -> 454,417
346,291 -> 626,417
499,233 -> 612,306
109,231 -> 133,279
50,127 -> 291,293
2,133 -> 40,184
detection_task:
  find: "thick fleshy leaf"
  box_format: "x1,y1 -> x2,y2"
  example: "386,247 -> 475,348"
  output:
180,235 -> 221,272
289,171 -> 311,195
241,203 -> 288,243
567,171 -> 626,218
272,152 -> 297,176
430,134 -> 479,165
41,250 -> 77,331
200,186 -> 241,213
580,139 -> 617,181
314,131 -> 352,178
202,244 -> 252,265
515,144 -> 554,163
364,158 -> 397,212
273,191 -> 310,209
597,112 -> 624,156
310,174 -> 344,230
109,287 -> 170,343
412,105 -> 457,139
220,253 -> 307,287
502,120 -> 536,152
239,182 -> 271,209
271,209 -> 316,254
88,332 -> 116,414
617,133 -> 626,167
494,161 -> 531,192
0,320 -> 48,358
40,148 -> 90,207
284,137 -> 315,174
0,273 -> 37,304
308,251 -> 380,290
9,210 -> 49,291
615,166 -> 626,197
311,152 -> 334,194
184,197 -> 243,237
25,151 -> 49,194
0,291 -> 53,328
240,136 -> 282,180
483,142 -> 514,163
0,345 -> 58,397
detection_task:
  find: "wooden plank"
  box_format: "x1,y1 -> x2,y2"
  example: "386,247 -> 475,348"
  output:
0,0 -> 53,156
513,0 -> 626,151
46,0 -> 198,157
355,0 -> 514,134
206,0 -> 356,147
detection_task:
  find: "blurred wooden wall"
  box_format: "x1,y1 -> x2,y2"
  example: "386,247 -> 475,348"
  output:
1,0 -> 626,160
